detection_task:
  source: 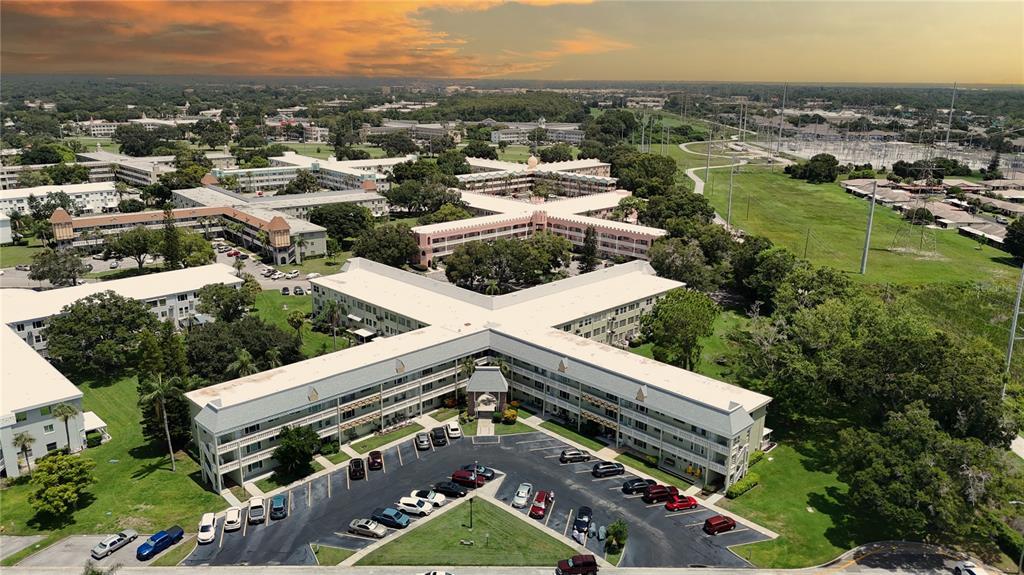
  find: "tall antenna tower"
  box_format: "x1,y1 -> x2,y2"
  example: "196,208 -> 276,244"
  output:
772,83 -> 788,172
1005,264 -> 1024,399
944,82 -> 957,149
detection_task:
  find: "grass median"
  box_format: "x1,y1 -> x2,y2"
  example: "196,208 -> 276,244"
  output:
350,423 -> 425,454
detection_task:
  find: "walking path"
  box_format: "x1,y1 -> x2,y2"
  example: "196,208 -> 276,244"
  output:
476,417 -> 495,436
1012,436 -> 1024,459
220,488 -> 243,507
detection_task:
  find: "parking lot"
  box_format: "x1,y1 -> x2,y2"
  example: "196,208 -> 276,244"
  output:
16,534 -> 160,568
180,431 -> 766,568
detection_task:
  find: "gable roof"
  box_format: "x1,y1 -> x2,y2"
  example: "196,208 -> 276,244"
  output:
465,365 -> 508,394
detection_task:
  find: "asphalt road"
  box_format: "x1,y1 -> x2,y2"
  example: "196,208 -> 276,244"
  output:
182,431 -> 764,568
15,533 -> 161,568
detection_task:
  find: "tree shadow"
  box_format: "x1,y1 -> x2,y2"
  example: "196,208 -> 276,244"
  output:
26,492 -> 95,531
130,455 -> 174,479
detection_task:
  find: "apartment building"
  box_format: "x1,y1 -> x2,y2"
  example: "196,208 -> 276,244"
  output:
0,213 -> 11,244
457,156 -> 616,197
172,185 -> 390,219
490,126 -> 585,145
361,121 -> 462,144
0,182 -> 138,216
0,264 -> 242,478
411,189 -> 666,266
186,259 -> 771,492
0,161 -> 114,191
303,123 -> 331,143
75,120 -> 128,138
212,152 -> 414,193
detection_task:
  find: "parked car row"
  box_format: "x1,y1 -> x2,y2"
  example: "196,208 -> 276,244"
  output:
618,478 -> 736,535
90,525 -> 188,562
350,480 -> 459,540
415,422 -> 462,450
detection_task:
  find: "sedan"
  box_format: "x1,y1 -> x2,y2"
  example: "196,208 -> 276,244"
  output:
433,481 -> 468,498
371,507 -> 410,529
367,450 -> 384,471
293,286 -> 305,296
396,496 -> 434,517
270,494 -> 288,520
281,287 -> 290,296
559,449 -> 591,464
223,507 -> 242,531
90,529 -> 138,559
109,260 -> 120,269
528,491 -> 551,519
411,489 -> 446,507
621,478 -> 657,494
348,518 -> 388,539
431,427 -> 448,446
460,463 -> 495,480
415,433 -> 432,450
247,497 -> 265,524
572,506 -> 593,537
511,482 -> 534,508
14,264 -> 31,271
197,513 -> 216,544
665,494 -> 699,511
445,422 -> 462,439
349,458 -> 366,480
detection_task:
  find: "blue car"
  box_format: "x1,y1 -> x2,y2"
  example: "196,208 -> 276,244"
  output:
136,526 -> 184,560
371,507 -> 410,529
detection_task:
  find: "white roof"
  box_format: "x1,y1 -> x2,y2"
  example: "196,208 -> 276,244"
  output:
1,263 -> 242,324
0,328 -> 81,418
1,182 -> 116,201
82,411 -> 107,432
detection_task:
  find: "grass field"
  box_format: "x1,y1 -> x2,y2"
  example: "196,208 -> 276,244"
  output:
463,418 -> 535,436
313,544 -> 355,565
539,420 -> 607,452
276,143 -> 386,160
701,167 -> 1016,286
253,290 -> 343,358
66,137 -> 120,154
152,537 -> 196,566
324,451 -> 351,465
0,236 -> 46,268
629,310 -> 748,383
350,423 -> 425,454
272,254 -> 351,277
429,407 -> 460,422
357,498 -> 576,566
0,377 -> 224,550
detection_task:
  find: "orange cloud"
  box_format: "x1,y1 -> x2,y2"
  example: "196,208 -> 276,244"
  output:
0,0 -> 603,77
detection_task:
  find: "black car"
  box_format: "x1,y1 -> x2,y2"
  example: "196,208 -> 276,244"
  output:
281,287 -> 290,296
367,450 -> 384,471
621,477 -> 657,494
573,506 -> 593,533
591,462 -> 625,478
349,458 -> 366,480
433,481 -> 468,498
431,427 -> 448,446
460,463 -> 495,480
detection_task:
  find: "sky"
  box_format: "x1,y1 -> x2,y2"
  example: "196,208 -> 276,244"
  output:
1,0 -> 1021,84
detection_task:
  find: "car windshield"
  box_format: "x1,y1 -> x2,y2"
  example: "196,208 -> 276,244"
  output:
200,524 -> 212,532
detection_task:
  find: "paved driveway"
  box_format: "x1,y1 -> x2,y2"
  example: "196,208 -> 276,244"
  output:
14,533 -> 174,568
183,431 -> 766,568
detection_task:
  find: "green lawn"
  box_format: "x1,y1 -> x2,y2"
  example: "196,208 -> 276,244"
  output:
152,537 -> 196,566
313,544 -> 356,565
0,377 -> 224,549
279,143 -> 386,159
629,310 -> 748,383
350,423 -> 425,454
720,423 -> 871,568
0,236 -> 46,268
462,419 -> 479,436
254,461 -> 325,493
66,137 -> 120,154
493,419 -> 536,435
324,451 -> 351,465
272,254 -> 351,277
702,167 -> 1017,286
429,407 -> 461,422
253,290 -> 343,358
615,451 -> 695,492
357,498 -> 576,566
539,420 -> 607,452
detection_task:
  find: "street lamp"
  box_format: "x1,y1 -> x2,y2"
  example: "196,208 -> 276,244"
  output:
1011,500 -> 1024,574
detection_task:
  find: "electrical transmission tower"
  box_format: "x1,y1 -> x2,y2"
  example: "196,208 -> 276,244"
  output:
1005,264 -> 1024,399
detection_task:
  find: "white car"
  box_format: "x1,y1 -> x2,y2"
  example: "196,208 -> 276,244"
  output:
271,272 -> 285,280
511,482 -> 534,508
285,270 -> 299,279
224,506 -> 242,531
197,512 -> 216,544
954,561 -> 989,575
445,422 -> 462,439
410,489 -> 446,507
247,496 -> 266,524
396,496 -> 434,516
305,272 -> 321,279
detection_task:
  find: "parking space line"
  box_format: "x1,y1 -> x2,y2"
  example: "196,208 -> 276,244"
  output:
307,483 -> 312,508
382,459 -> 387,474
715,527 -> 750,536
591,476 -> 620,481
242,516 -> 248,537
529,446 -> 562,452
289,488 -> 295,512
645,502 -> 663,508
574,469 -> 592,474
563,509 -> 574,536
346,472 -> 350,490
666,509 -> 703,517
413,440 -> 420,459
218,519 -> 226,548
544,454 -> 562,459
624,494 -> 644,498
515,438 -> 557,445
607,486 -> 622,491
397,446 -> 403,466
327,475 -> 332,498
685,521 -> 704,527
335,531 -> 378,542
545,503 -> 556,527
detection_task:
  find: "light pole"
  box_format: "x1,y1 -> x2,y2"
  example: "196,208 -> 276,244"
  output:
1011,500 -> 1024,574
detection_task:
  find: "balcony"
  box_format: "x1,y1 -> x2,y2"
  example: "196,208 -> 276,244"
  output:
581,391 -> 618,412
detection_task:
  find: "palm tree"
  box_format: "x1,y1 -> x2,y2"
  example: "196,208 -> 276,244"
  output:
287,310 -> 306,344
294,236 -> 308,261
232,257 -> 245,277
321,300 -> 343,351
13,432 -> 35,475
264,347 -> 282,369
139,374 -> 189,472
227,348 -> 259,378
52,403 -> 79,452
256,230 -> 270,259
459,357 -> 476,382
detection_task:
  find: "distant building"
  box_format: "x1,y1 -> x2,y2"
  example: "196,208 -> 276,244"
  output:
0,182 -> 136,216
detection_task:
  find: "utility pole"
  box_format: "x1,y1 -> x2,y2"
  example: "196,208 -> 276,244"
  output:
944,82 -> 957,149
726,162 -> 735,231
803,228 -> 811,258
704,121 -> 714,185
772,83 -> 788,172
1005,263 -> 1024,400
860,181 -> 878,275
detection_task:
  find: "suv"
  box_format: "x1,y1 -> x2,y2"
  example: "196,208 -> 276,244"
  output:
556,554 -> 599,575
591,462 -> 625,478
433,481 -> 468,498
528,490 -> 551,519
621,478 -> 656,494
641,484 -> 679,504
415,432 -> 431,450
247,497 -> 265,524
703,515 -> 737,535
451,469 -> 485,488
367,450 -> 384,471
431,427 -> 448,446
269,494 -> 288,520
559,449 -> 591,464
665,494 -> 699,511
460,463 -> 494,480
349,458 -> 366,480
135,526 -> 184,560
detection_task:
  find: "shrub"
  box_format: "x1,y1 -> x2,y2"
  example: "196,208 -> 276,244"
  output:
606,519 -> 628,552
491,411 -> 502,423
725,472 -> 760,499
748,450 -> 765,467
502,408 -> 518,424
320,442 -> 338,456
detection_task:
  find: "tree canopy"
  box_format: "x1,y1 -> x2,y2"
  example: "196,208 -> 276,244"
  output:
352,223 -> 418,267
309,203 -> 374,240
641,288 -> 720,370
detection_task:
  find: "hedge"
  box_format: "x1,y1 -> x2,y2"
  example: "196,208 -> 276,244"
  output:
725,472 -> 760,499
748,450 -> 765,467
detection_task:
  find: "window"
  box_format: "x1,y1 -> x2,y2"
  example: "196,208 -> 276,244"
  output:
46,442 -> 58,452
247,461 -> 263,472
177,294 -> 188,301
39,406 -> 51,416
243,424 -> 261,434
32,320 -> 44,329
15,412 -> 27,423
16,323 -> 24,331
44,424 -> 54,434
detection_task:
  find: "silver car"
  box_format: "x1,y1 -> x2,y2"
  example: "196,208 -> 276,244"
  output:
90,529 -> 138,559
348,518 -> 388,538
511,482 -> 534,508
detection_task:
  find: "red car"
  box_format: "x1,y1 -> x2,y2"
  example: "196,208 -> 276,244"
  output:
664,494 -> 699,511
528,490 -> 551,519
451,469 -> 485,488
641,484 -> 679,504
703,515 -> 737,535
227,250 -> 240,257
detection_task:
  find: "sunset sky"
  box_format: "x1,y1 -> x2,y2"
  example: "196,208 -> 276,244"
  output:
2,1 -> 1021,84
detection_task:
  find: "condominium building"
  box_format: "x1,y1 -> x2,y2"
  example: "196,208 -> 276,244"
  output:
0,161 -> 114,191
0,264 -> 242,478
186,258 -> 771,492
0,182 -> 138,216
457,157 -> 616,197
212,152 -> 414,194
361,121 -> 462,144
172,185 -> 389,219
